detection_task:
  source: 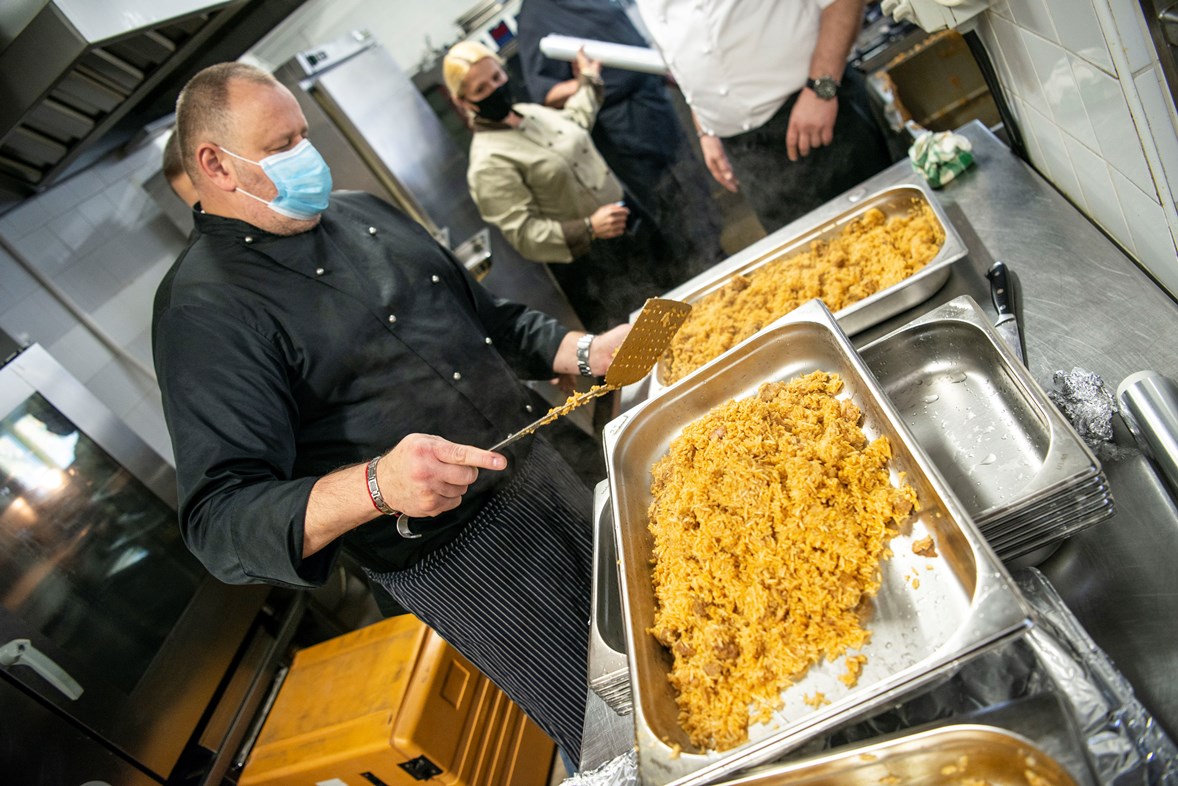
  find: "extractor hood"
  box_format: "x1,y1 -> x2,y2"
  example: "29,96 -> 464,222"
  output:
0,0 -> 305,202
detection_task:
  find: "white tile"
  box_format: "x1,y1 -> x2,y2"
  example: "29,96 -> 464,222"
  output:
1109,168 -> 1178,291
1104,0 -> 1155,74
122,393 -> 174,467
988,0 -> 1014,20
47,324 -> 115,383
991,15 -> 1049,112
0,196 -> 52,240
1063,133 -> 1132,246
1071,58 -> 1154,193
1045,0 -> 1113,73
87,358 -> 158,417
31,184 -> 85,222
0,287 -> 78,348
53,252 -> 124,312
0,249 -> 39,308
12,226 -> 74,278
976,15 -> 1011,80
1013,97 -> 1047,167
1134,67 -> 1178,206
1023,105 -> 1087,207
48,209 -> 97,252
1008,0 -> 1059,41
125,328 -> 153,370
76,191 -> 118,228
1021,33 -> 1099,149
61,169 -> 108,202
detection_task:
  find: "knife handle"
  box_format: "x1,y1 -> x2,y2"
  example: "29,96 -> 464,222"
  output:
987,261 -> 1015,318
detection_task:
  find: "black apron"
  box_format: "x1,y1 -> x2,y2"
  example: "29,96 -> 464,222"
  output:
365,438 -> 593,763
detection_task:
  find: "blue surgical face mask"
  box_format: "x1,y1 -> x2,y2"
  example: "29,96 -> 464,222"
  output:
219,138 -> 332,220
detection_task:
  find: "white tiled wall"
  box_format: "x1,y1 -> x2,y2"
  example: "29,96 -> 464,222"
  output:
976,0 -> 1178,297
0,135 -> 184,464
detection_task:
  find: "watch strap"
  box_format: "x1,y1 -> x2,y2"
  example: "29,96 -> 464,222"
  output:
806,75 -> 840,99
576,333 -> 596,376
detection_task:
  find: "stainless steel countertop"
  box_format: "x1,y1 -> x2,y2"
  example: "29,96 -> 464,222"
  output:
582,120 -> 1178,770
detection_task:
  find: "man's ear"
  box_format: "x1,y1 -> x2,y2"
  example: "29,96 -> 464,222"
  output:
195,143 -> 239,193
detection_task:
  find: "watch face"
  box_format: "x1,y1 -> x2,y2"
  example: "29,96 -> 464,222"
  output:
810,78 -> 839,99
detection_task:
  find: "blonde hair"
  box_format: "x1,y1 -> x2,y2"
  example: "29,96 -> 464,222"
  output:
442,41 -> 502,99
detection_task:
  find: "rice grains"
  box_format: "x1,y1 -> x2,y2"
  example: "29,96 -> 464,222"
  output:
647,371 -> 918,750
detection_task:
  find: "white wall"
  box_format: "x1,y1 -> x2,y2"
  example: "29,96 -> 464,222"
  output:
975,0 -> 1178,297
245,0 -> 483,74
0,135 -> 182,464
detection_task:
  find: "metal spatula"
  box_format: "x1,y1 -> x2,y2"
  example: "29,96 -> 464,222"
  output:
395,297 -> 690,538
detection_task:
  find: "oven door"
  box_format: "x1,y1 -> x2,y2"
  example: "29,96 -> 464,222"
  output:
0,344 -> 266,781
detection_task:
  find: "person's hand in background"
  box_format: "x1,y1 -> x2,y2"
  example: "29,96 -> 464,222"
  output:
698,134 -> 739,192
589,202 -> 629,239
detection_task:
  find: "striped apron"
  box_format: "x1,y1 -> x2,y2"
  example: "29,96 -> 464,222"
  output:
365,438 -> 593,764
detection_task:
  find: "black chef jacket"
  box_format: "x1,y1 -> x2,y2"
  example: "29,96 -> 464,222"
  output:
516,0 -> 682,164
153,191 -> 570,588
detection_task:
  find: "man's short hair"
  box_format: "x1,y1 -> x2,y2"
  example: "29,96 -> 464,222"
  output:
174,62 -> 278,181
162,130 -> 185,183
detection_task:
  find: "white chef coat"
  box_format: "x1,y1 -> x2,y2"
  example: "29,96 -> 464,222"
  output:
635,0 -> 836,138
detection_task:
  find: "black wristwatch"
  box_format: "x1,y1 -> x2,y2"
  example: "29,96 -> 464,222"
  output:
805,75 -> 840,100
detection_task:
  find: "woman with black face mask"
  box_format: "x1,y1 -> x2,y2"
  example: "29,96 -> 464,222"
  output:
444,42 -> 673,335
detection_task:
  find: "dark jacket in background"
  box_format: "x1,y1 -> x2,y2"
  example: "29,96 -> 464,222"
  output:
516,0 -> 725,277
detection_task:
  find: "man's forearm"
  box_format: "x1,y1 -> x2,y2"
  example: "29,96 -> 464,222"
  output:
809,0 -> 865,78
303,462 -> 381,557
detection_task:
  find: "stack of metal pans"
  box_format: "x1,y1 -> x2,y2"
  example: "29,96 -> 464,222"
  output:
602,300 -> 1033,786
587,480 -> 632,715
860,296 -> 1114,563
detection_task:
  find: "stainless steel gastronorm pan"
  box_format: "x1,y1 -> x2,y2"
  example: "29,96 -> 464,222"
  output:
588,479 -> 630,712
717,724 -> 1084,786
859,297 -> 1107,523
602,300 -> 1033,786
644,182 -> 966,398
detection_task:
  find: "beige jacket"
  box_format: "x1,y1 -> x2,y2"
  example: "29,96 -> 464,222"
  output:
467,76 -> 625,263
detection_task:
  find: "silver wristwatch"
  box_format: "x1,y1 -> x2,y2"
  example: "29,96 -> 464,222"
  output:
576,333 -> 596,376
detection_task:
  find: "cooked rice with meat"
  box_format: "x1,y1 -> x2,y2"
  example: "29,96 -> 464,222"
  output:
661,202 -> 943,385
647,371 -> 918,750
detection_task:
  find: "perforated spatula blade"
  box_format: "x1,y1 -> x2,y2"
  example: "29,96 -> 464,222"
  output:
604,298 -> 693,388
394,298 -> 690,539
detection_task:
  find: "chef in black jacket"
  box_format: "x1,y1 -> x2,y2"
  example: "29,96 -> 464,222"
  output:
152,62 -> 630,767
516,0 -> 724,276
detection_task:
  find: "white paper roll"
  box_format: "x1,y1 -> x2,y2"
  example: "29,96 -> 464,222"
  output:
538,34 -> 668,76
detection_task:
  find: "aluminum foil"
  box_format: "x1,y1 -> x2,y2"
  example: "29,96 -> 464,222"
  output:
570,569 -> 1177,786
563,749 -> 638,786
1048,367 -> 1118,450
820,568 -> 1177,786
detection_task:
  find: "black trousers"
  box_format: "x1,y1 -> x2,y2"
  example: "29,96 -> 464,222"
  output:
549,199 -> 675,333
723,67 -> 895,235
596,130 -> 726,281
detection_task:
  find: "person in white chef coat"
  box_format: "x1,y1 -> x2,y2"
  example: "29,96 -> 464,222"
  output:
634,0 -> 894,233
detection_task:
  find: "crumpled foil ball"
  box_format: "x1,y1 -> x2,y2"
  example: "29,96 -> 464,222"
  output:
1047,367 -> 1117,448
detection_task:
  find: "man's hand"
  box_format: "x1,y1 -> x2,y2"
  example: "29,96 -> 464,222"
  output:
590,203 -> 629,240
589,323 -> 631,376
786,91 -> 839,162
699,134 -> 739,193
377,434 -> 506,518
